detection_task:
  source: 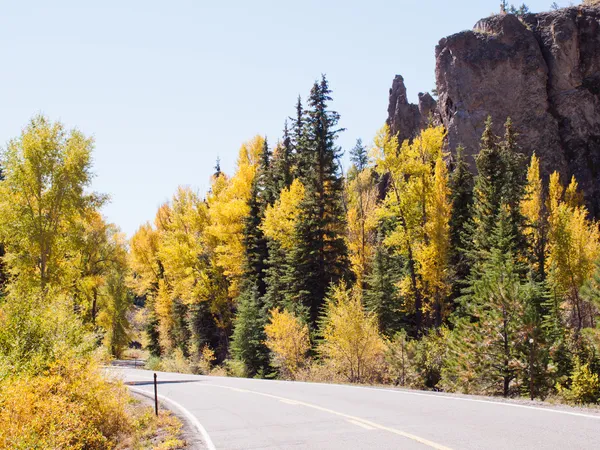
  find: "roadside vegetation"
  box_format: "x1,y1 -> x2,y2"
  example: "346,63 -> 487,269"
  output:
0,116 -> 185,449
130,77 -> 600,406
2,70 -> 600,446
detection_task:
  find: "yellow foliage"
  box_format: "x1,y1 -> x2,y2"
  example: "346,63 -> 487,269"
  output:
319,284 -> 386,383
264,308 -> 311,379
262,179 -> 305,249
157,187 -> 211,305
416,156 -> 452,324
521,154 -> 546,274
208,136 -> 264,298
347,169 -> 379,285
373,124 -> 450,328
128,223 -> 162,297
0,115 -> 106,294
0,358 -> 130,450
547,171 -> 600,330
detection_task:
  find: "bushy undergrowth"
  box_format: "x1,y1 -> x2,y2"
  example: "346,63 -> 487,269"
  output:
0,358 -> 131,449
0,292 -> 136,449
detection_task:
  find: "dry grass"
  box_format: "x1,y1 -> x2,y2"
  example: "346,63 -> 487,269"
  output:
116,398 -> 186,450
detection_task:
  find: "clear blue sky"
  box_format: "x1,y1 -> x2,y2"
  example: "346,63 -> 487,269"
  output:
0,0 -> 572,236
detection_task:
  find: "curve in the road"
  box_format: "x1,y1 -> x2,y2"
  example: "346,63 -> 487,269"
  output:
202,383 -> 451,450
129,385 -> 216,450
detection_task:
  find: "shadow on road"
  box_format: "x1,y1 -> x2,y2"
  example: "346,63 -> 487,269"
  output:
125,380 -> 203,386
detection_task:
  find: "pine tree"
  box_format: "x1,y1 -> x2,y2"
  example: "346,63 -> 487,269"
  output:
469,117 -> 527,266
243,138 -> 272,297
287,76 -> 351,327
291,96 -> 307,179
233,138 -> 275,372
444,210 -> 530,397
350,139 -> 368,171
364,240 -> 404,337
449,145 -> 474,301
271,122 -> 294,194
230,286 -> 269,377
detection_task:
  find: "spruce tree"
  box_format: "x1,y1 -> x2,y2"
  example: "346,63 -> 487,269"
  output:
287,76 -> 351,327
449,145 -> 474,300
469,117 -> 527,266
243,138 -> 272,297
231,286 -> 269,376
445,210 -> 531,397
350,138 -> 368,171
291,96 -> 307,179
271,122 -> 294,195
364,242 -> 404,337
232,138 -> 275,373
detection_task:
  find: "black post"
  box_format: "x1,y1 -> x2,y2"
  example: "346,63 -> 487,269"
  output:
154,373 -> 159,416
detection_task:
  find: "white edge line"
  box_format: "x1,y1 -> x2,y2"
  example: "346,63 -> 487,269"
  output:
349,385 -> 600,420
128,386 -> 217,450
112,367 -> 600,421
197,373 -> 600,421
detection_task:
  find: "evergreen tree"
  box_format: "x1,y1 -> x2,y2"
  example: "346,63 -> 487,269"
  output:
364,241 -> 404,337
469,117 -> 527,266
187,299 -> 223,362
145,309 -> 162,357
233,138 -> 275,373
291,96 -> 307,179
271,122 -> 294,194
350,139 -> 368,171
287,76 -> 351,327
449,145 -> 474,300
262,180 -> 307,317
444,211 -> 531,397
243,137 -> 273,297
230,286 -> 269,376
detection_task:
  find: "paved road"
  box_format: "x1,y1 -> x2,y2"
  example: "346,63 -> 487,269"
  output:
111,367 -> 600,449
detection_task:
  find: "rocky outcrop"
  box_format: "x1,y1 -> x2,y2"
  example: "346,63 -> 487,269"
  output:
436,7 -> 600,215
387,6 -> 600,215
386,75 -> 421,145
386,75 -> 440,145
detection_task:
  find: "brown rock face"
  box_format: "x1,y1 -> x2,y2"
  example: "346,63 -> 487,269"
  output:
433,7 -> 600,215
386,75 -> 421,144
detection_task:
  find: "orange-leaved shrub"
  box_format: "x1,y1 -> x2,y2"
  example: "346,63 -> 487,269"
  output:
0,357 -> 131,450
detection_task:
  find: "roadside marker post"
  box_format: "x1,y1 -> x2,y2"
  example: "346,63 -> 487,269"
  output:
154,373 -> 159,416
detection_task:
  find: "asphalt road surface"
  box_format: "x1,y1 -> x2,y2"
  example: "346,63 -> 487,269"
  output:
112,367 -> 600,449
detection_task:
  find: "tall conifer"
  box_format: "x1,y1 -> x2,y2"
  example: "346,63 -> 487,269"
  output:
288,76 -> 351,326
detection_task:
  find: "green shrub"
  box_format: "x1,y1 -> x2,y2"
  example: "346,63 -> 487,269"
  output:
145,355 -> 163,372
557,357 -> 600,404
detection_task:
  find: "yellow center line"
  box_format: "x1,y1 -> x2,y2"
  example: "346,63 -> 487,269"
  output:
205,383 -> 452,450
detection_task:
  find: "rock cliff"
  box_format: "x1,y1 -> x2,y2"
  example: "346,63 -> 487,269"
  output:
388,6 -> 600,215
